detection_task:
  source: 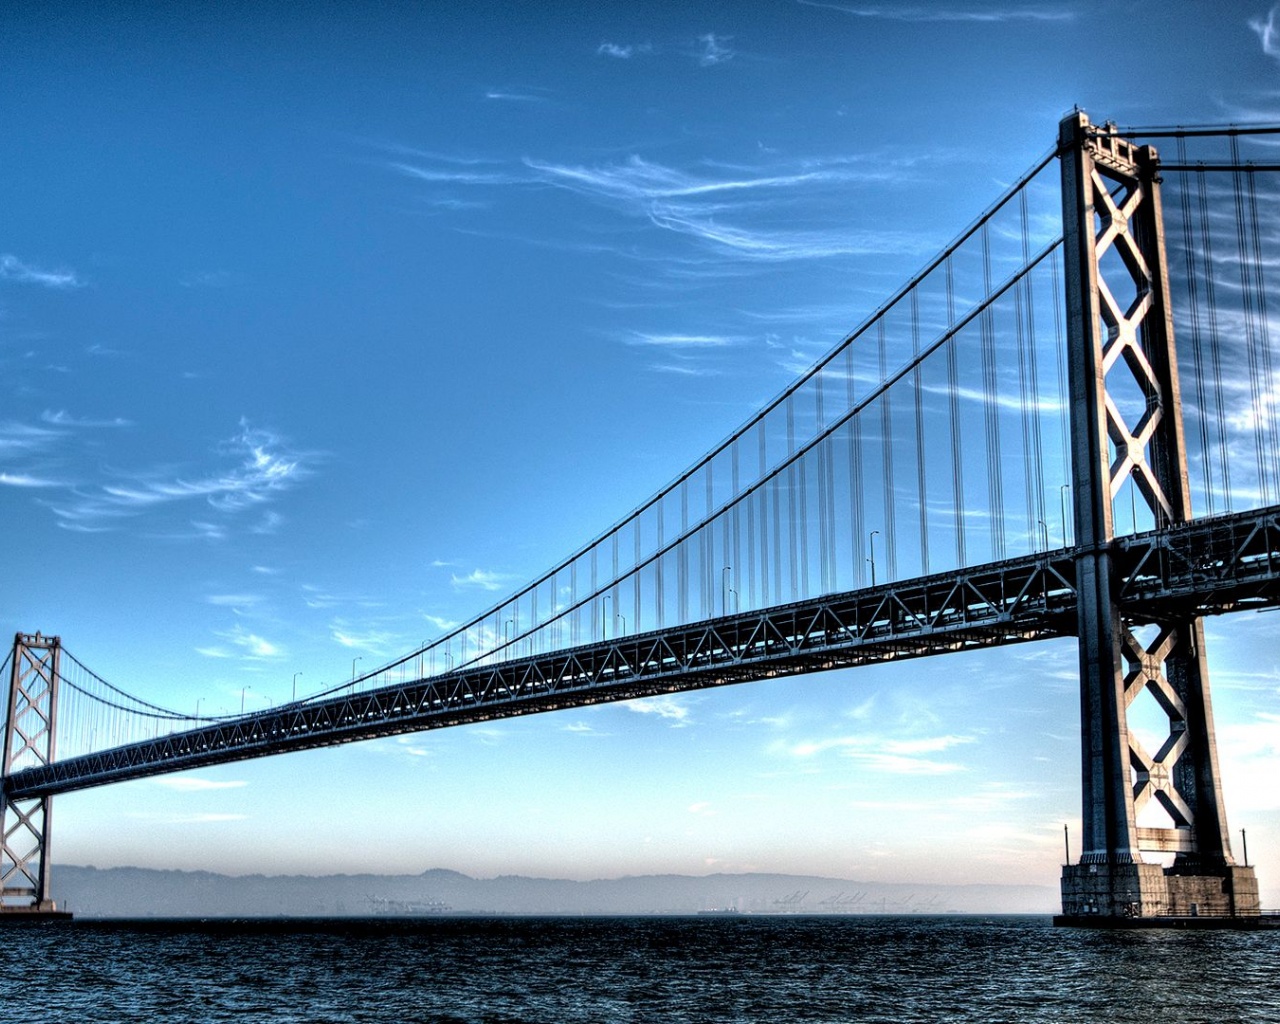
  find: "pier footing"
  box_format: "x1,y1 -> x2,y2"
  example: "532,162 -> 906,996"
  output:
0,901 -> 73,922
1054,913 -> 1275,930
1057,862 -> 1261,928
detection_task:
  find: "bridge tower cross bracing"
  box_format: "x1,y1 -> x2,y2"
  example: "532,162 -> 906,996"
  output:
1,632 -> 65,915
1057,111 -> 1260,921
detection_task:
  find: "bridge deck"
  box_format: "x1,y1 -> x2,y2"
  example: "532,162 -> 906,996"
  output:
6,505 -> 1279,799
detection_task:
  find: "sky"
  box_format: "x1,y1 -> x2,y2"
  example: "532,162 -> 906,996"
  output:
3,0 -> 1280,906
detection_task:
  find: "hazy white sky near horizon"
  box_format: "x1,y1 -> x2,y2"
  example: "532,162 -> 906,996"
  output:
3,1 -> 1279,901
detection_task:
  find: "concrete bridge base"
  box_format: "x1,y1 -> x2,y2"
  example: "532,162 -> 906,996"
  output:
1057,862 -> 1260,927
0,902 -> 72,922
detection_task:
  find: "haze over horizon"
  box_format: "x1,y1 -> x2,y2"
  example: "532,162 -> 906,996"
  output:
4,1 -> 1279,905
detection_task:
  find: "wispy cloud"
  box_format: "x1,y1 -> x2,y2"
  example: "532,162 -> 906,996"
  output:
45,420 -> 312,532
215,623 -> 284,660
451,568 -> 515,591
651,362 -> 722,377
522,154 -> 925,262
41,410 -> 131,428
597,42 -> 653,59
786,732 -> 976,774
524,155 -> 844,201
0,471 -> 61,488
213,624 -> 284,665
1252,6 -> 1280,58
622,694 -> 692,725
797,1 -> 1074,22
300,584 -> 383,612
0,421 -> 62,456
485,88 -> 550,103
697,32 -> 735,66
647,205 -> 923,261
0,253 -> 83,288
389,162 -> 523,187
389,146 -> 926,268
152,777 -> 247,792
626,332 -> 738,347
330,622 -> 402,656
206,594 -> 264,612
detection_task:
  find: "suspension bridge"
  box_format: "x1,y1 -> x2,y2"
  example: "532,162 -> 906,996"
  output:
5,111 -> 1280,925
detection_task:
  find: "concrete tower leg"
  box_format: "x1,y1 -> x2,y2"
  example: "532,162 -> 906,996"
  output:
1056,112 -> 1259,925
1,633 -> 69,918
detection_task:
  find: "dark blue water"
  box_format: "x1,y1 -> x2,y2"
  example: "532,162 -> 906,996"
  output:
4,915 -> 1278,1023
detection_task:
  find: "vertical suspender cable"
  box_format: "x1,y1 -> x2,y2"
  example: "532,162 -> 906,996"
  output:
787,395 -> 799,601
947,257 -> 967,565
1050,246 -> 1070,543
1196,169 -> 1232,508
1245,168 -> 1280,498
848,346 -> 866,587
1231,139 -> 1269,504
1175,144 -> 1214,515
679,479 -> 689,623
879,319 -> 896,580
913,287 -> 929,575
706,460 -> 716,619
752,419 -> 762,604
654,501 -> 663,629
1019,189 -> 1046,548
732,440 -> 743,606
981,222 -> 1005,559
815,370 -> 831,596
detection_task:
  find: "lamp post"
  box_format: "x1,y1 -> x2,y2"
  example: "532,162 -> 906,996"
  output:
351,657 -> 362,693
868,530 -> 880,587
240,686 -> 250,715
292,672 -> 302,703
1038,518 -> 1050,552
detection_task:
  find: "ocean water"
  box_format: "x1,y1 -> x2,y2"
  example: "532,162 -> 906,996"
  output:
4,915 -> 1278,1023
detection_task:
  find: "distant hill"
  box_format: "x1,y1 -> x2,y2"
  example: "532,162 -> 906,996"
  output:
51,865 -> 1056,918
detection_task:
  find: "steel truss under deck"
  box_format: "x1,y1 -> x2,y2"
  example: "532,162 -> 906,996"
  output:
7,504 -> 1280,801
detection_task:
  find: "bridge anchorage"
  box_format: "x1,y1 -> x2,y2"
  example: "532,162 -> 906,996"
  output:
2,111 -> 1276,926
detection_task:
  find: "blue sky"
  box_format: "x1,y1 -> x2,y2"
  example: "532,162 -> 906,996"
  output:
4,1 -> 1280,904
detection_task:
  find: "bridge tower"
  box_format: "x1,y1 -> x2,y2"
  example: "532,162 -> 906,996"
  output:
1057,112 -> 1259,923
1,632 -> 66,915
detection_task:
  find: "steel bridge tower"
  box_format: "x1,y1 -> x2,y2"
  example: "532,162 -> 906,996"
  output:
1,633 -> 66,915
1057,113 -> 1259,922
